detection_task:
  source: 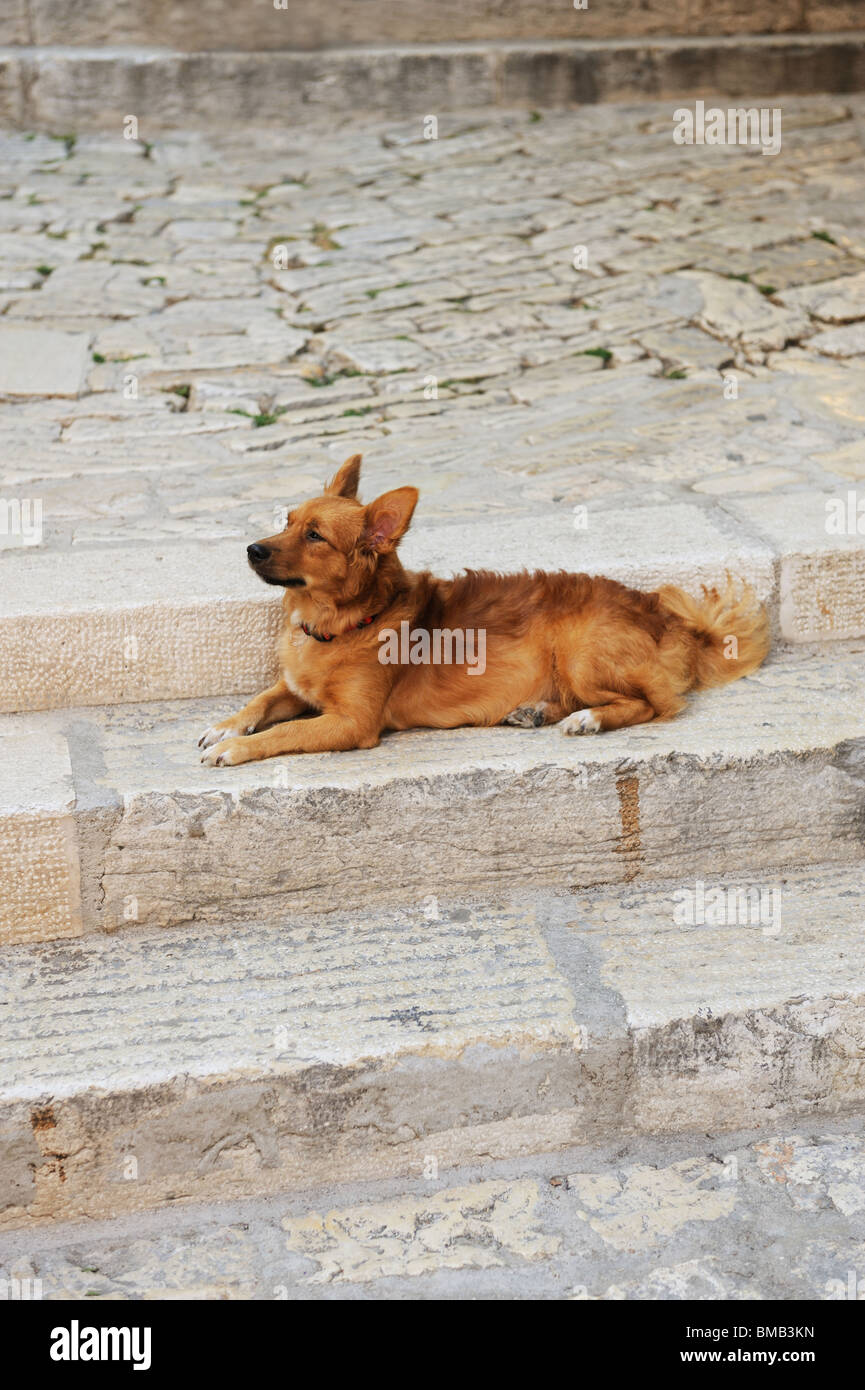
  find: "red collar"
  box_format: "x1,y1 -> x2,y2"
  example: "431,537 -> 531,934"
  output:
300,614 -> 378,643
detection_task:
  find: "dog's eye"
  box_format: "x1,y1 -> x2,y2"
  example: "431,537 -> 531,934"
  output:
306,529 -> 323,542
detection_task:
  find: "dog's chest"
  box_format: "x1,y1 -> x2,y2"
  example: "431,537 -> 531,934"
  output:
279,623 -> 326,704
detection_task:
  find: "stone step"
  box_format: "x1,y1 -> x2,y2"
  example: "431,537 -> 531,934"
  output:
3,1113 -> 864,1297
2,36 -> 865,131
1,864 -> 863,1229
4,495 -> 865,715
1,642 -> 864,947
2,2 -> 855,51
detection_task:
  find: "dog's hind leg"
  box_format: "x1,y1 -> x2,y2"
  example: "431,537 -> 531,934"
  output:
559,697 -> 655,735
557,658 -> 685,735
502,699 -> 568,728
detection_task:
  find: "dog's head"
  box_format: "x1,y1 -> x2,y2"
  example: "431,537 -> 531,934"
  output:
246,454 -> 418,600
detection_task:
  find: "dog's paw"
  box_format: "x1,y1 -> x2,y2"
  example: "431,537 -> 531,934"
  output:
558,709 -> 601,736
200,738 -> 246,768
503,702 -> 548,728
198,722 -> 253,750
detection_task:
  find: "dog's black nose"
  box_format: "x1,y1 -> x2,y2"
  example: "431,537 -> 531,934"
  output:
247,543 -> 271,563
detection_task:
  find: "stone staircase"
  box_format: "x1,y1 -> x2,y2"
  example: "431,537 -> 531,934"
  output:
0,100 -> 864,1285
1,864 -> 864,1231
4,509 -> 865,944
2,520 -> 865,1229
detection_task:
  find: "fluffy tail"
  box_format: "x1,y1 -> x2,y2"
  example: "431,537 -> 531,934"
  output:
657,579 -> 770,690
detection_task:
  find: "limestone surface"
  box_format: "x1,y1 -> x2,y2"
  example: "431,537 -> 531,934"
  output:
2,101 -> 865,709
0,327 -> 90,398
0,643 -> 859,938
2,1117 -> 865,1298
0,721 -> 81,946
1,98 -> 865,1281
2,868 -> 865,1228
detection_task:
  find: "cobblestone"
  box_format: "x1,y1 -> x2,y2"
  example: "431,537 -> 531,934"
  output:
0,99 -> 864,559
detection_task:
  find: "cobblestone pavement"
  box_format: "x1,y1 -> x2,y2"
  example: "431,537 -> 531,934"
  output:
2,1119 -> 864,1299
1,97 -> 865,555
3,98 -> 865,1301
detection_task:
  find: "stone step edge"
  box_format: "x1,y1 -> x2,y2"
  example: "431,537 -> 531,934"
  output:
1,867 -> 863,1228
2,640 -> 865,945
2,34 -> 865,131
3,1111 -> 865,1299
3,493 -> 865,713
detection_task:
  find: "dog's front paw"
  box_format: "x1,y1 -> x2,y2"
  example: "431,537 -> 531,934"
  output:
201,738 -> 247,768
198,722 -> 253,750
558,709 -> 601,736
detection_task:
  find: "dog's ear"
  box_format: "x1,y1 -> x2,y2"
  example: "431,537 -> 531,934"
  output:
325,453 -> 362,499
360,486 -> 418,553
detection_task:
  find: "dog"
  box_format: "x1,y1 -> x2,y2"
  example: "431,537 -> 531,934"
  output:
199,454 -> 770,766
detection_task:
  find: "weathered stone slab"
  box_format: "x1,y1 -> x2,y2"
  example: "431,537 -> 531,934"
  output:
809,322 -> 865,358
4,1117 -> 865,1295
723,491 -> 865,640
675,271 -> 812,359
7,38 -> 865,133
0,328 -> 90,398
72,648 -> 865,930
1,864 -> 865,1226
0,543 -> 283,713
0,722 -> 81,946
778,267 -> 865,323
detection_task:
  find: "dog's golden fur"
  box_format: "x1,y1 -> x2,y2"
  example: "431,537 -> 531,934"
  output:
200,454 -> 770,765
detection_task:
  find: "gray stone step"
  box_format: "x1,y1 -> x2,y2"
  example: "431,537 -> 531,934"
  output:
1,865 -> 863,1229
3,1114 -> 864,1298
3,497 -> 864,715
3,35 -> 865,132
2,642 -> 864,948
1,2 -> 854,51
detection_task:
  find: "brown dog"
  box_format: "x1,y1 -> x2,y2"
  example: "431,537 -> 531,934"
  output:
199,454 -> 770,766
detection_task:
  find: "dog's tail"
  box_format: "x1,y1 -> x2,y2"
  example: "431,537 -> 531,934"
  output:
657,578 -> 770,690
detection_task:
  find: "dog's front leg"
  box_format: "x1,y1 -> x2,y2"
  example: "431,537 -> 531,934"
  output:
201,711 -> 380,767
198,681 -> 307,751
